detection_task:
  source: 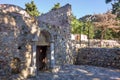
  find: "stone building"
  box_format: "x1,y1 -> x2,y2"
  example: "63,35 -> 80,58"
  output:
0,4 -> 73,78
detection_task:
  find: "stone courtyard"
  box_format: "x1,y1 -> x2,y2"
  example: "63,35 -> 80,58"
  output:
11,65 -> 120,80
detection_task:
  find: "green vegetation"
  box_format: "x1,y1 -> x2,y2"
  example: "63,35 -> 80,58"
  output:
51,3 -> 61,10
70,1 -> 119,40
93,12 -> 120,40
71,15 -> 94,39
71,15 -> 83,34
106,0 -> 120,18
82,21 -> 94,39
71,11 -> 120,40
25,1 -> 40,17
24,1 -> 120,40
94,28 -> 116,40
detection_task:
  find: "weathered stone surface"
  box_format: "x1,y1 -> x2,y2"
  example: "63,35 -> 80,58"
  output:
0,4 -> 39,78
76,48 -> 120,69
38,4 -> 71,28
0,3 -> 120,80
0,3 -> 73,79
38,4 -> 73,65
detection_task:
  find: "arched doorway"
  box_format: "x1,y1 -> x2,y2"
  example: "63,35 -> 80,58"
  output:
36,30 -> 51,71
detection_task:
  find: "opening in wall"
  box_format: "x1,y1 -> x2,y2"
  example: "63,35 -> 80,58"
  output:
36,46 -> 49,71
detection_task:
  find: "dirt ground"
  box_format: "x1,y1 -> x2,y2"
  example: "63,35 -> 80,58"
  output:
27,64 -> 120,80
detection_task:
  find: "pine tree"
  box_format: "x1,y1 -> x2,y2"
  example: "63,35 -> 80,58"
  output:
25,1 -> 40,17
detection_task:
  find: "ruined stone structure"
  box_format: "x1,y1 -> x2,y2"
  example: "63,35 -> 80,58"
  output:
37,4 -> 73,66
0,4 -> 73,79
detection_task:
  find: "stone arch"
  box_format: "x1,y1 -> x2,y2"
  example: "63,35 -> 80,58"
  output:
0,4 -> 30,17
37,30 -> 52,46
29,28 -> 55,73
36,30 -> 52,71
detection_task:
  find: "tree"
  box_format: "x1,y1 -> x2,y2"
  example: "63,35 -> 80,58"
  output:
83,21 -> 94,39
94,29 -> 102,39
105,0 -> 120,3
112,1 -> 120,16
79,15 -> 95,39
105,0 -> 113,3
106,0 -> 120,17
25,1 -> 40,17
71,15 -> 83,34
51,3 -> 61,10
94,28 -> 115,39
93,12 -> 120,46
71,14 -> 95,47
105,0 -> 120,40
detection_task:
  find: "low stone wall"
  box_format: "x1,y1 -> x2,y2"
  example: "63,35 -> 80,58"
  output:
71,39 -> 120,48
75,48 -> 120,69
89,40 -> 120,48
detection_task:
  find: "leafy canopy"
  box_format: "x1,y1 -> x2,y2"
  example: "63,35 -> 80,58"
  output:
106,0 -> 120,16
93,12 -> 120,39
25,1 -> 40,17
71,15 -> 94,39
71,15 -> 83,34
83,21 -> 94,39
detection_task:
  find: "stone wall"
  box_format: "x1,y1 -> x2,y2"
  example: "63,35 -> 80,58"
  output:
0,3 -> 73,79
0,4 -> 39,79
90,39 -> 120,48
38,4 -> 71,28
71,34 -> 120,48
38,4 -> 73,65
75,48 -> 120,69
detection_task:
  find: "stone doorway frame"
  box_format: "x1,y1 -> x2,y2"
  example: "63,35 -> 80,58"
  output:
30,30 -> 55,76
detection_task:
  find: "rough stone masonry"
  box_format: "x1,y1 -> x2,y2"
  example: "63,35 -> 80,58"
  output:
0,4 -> 73,79
76,48 -> 120,69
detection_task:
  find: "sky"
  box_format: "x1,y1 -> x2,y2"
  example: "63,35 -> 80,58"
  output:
0,0 -> 112,18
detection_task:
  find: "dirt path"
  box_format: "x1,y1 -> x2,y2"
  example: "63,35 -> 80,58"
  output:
28,64 -> 120,80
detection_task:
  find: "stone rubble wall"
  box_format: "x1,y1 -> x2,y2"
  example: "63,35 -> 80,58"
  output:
89,39 -> 120,48
38,21 -> 73,66
0,3 -> 73,79
75,48 -> 120,69
71,34 -> 120,48
38,4 -> 71,28
71,39 -> 120,48
38,4 -> 73,65
0,4 -> 38,79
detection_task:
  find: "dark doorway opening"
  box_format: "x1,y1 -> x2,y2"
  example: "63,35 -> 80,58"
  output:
36,46 -> 48,71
